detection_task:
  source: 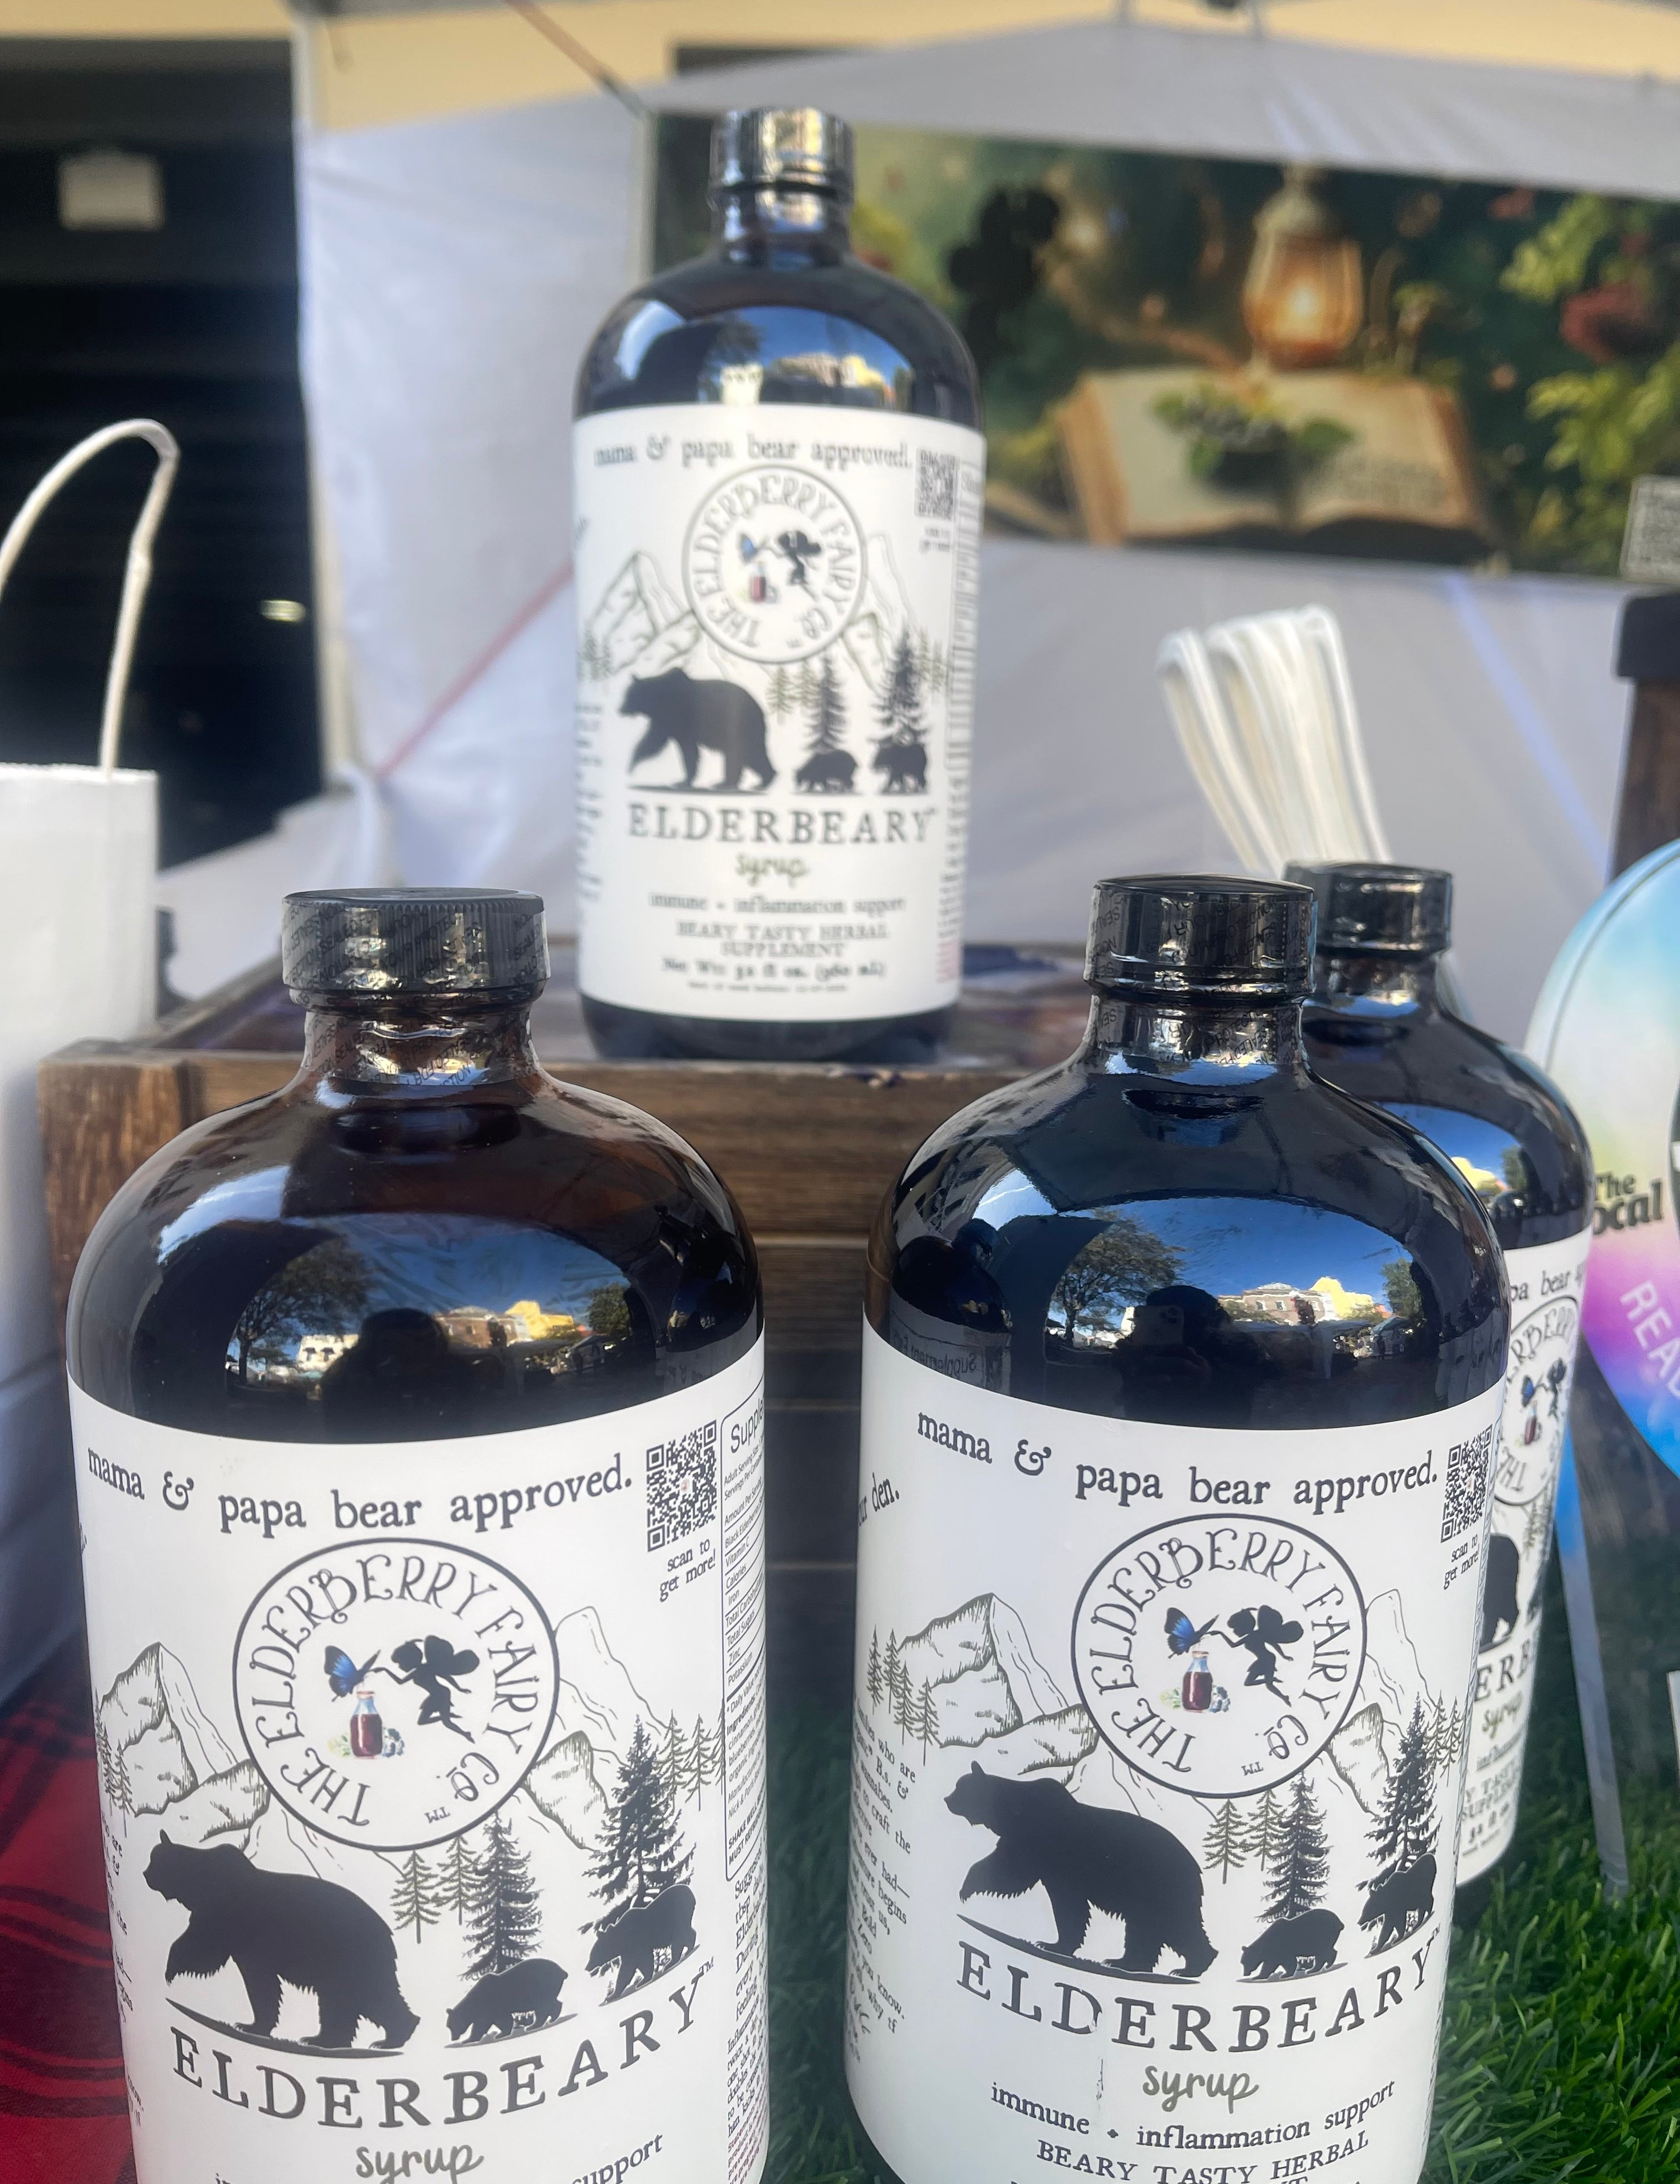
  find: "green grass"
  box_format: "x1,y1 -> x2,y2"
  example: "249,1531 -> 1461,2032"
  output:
765,1568 -> 1680,2184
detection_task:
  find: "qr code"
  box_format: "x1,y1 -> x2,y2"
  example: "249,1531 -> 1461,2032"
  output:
916,448 -> 957,521
1441,1423 -> 1494,1542
646,1420 -> 718,1550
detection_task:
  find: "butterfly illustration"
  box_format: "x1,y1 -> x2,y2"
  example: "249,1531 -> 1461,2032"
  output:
323,1645 -> 382,1700
1163,1608 -> 1223,1657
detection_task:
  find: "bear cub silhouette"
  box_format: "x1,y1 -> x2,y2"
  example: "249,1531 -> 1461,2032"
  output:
622,671 -> 774,792
946,1763 -> 1215,1977
447,1957 -> 566,2042
587,1882 -> 697,2001
1479,1532 -> 1521,1652
1358,1854 -> 1436,1953
146,1833 -> 419,2050
1241,1908 -> 1342,1978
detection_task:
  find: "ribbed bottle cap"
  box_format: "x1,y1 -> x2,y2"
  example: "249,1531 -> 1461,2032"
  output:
710,109 -> 854,202
1086,876 -> 1316,997
281,889 -> 549,998
1284,862 -> 1452,956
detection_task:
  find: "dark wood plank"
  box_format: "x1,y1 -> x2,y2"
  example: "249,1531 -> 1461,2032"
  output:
1613,679 -> 1680,877
38,1046 -> 188,1336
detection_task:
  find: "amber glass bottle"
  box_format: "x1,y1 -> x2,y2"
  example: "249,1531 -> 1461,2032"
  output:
573,107 -> 984,1062
844,877 -> 1508,2184
1289,860 -> 1591,1917
69,889 -> 767,2184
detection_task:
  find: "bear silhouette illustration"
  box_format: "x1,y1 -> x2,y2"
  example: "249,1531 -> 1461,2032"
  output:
872,736 -> 927,793
145,1834 -> 418,2049
795,748 -> 856,793
1240,1908 -> 1342,1978
1479,1532 -> 1521,1652
622,670 -> 774,791
446,1958 -> 566,2043
1358,1854 -> 1436,1953
586,1883 -> 697,2001
946,1762 -> 1215,1977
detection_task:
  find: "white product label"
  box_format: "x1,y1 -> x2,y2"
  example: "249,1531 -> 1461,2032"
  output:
846,1326 -> 1503,2184
573,404 -> 984,1022
71,1343 -> 767,2184
1457,1229 -> 1588,1883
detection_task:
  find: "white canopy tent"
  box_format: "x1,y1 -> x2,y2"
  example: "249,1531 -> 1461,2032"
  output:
161,6 -> 1680,1040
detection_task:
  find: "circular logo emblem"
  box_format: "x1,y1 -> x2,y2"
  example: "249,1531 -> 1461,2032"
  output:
1071,1516 -> 1367,1798
1498,1293 -> 1579,1506
682,464 -> 866,662
233,1540 -> 558,1851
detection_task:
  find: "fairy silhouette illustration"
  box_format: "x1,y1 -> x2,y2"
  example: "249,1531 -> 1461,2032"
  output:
384,1636 -> 479,1740
1166,1603 -> 1303,1702
1223,1607 -> 1303,1701
776,529 -> 822,591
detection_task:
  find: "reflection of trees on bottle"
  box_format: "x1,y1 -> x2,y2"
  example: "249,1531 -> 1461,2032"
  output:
466,1813 -> 542,1978
866,1629 -> 882,1709
391,1850 -> 442,1943
1051,1220 -> 1180,1342
589,1716 -> 692,1927
1368,1700 -> 1439,1886
1261,1774 -> 1331,1924
1243,1786 -> 1288,1870
1203,1800 -> 1247,1882
436,1835 -> 480,1927
227,1236 -> 372,1385
1382,1258 -> 1423,1326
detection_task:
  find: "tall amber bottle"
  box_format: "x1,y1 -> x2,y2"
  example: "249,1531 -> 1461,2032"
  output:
69,889 -> 767,2184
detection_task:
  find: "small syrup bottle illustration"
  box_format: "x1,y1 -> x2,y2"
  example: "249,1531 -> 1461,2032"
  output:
349,1690 -> 383,1759
1182,1649 -> 1213,1713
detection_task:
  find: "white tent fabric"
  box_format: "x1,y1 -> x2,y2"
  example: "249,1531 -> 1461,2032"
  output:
263,19 -> 1660,1040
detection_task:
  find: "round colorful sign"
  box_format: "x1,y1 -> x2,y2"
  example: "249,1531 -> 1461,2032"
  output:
233,1539 -> 558,1851
1071,1515 -> 1367,1797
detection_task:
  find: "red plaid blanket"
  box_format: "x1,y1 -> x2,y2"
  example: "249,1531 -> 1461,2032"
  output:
0,1643 -> 133,2184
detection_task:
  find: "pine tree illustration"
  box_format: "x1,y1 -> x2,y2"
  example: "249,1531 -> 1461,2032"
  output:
866,1629 -> 883,1710
1243,1786 -> 1288,1870
464,1814 -> 541,1978
768,663 -> 795,723
883,1633 -> 901,1724
1262,1775 -> 1332,1925
687,1714 -> 718,1807
1368,1700 -> 1439,1885
916,1679 -> 938,1759
662,1715 -> 689,1806
1202,1801 -> 1247,1883
436,1834 -> 479,1927
807,653 -> 848,758
589,1716 -> 691,1927
796,658 -> 820,715
877,629 -> 926,745
391,1851 -> 441,1945
891,1652 -> 915,1736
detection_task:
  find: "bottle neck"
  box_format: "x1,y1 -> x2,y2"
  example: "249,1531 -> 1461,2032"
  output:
712,184 -> 851,265
1311,949 -> 1443,1019
297,992 -> 545,1099
1079,992 -> 1308,1082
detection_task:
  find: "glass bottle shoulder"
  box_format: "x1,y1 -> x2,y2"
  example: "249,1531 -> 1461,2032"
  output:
1299,1001 -> 1591,1250
576,251 -> 982,426
871,1051 -> 1507,1428
68,1072 -> 761,1441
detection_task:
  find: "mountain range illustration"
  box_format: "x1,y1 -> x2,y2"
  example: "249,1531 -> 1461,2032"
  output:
890,1594 -> 1097,1775
97,1607 -> 676,1876
584,538 -> 916,705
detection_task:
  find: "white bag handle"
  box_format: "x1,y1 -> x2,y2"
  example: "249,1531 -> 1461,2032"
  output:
0,418 -> 180,773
